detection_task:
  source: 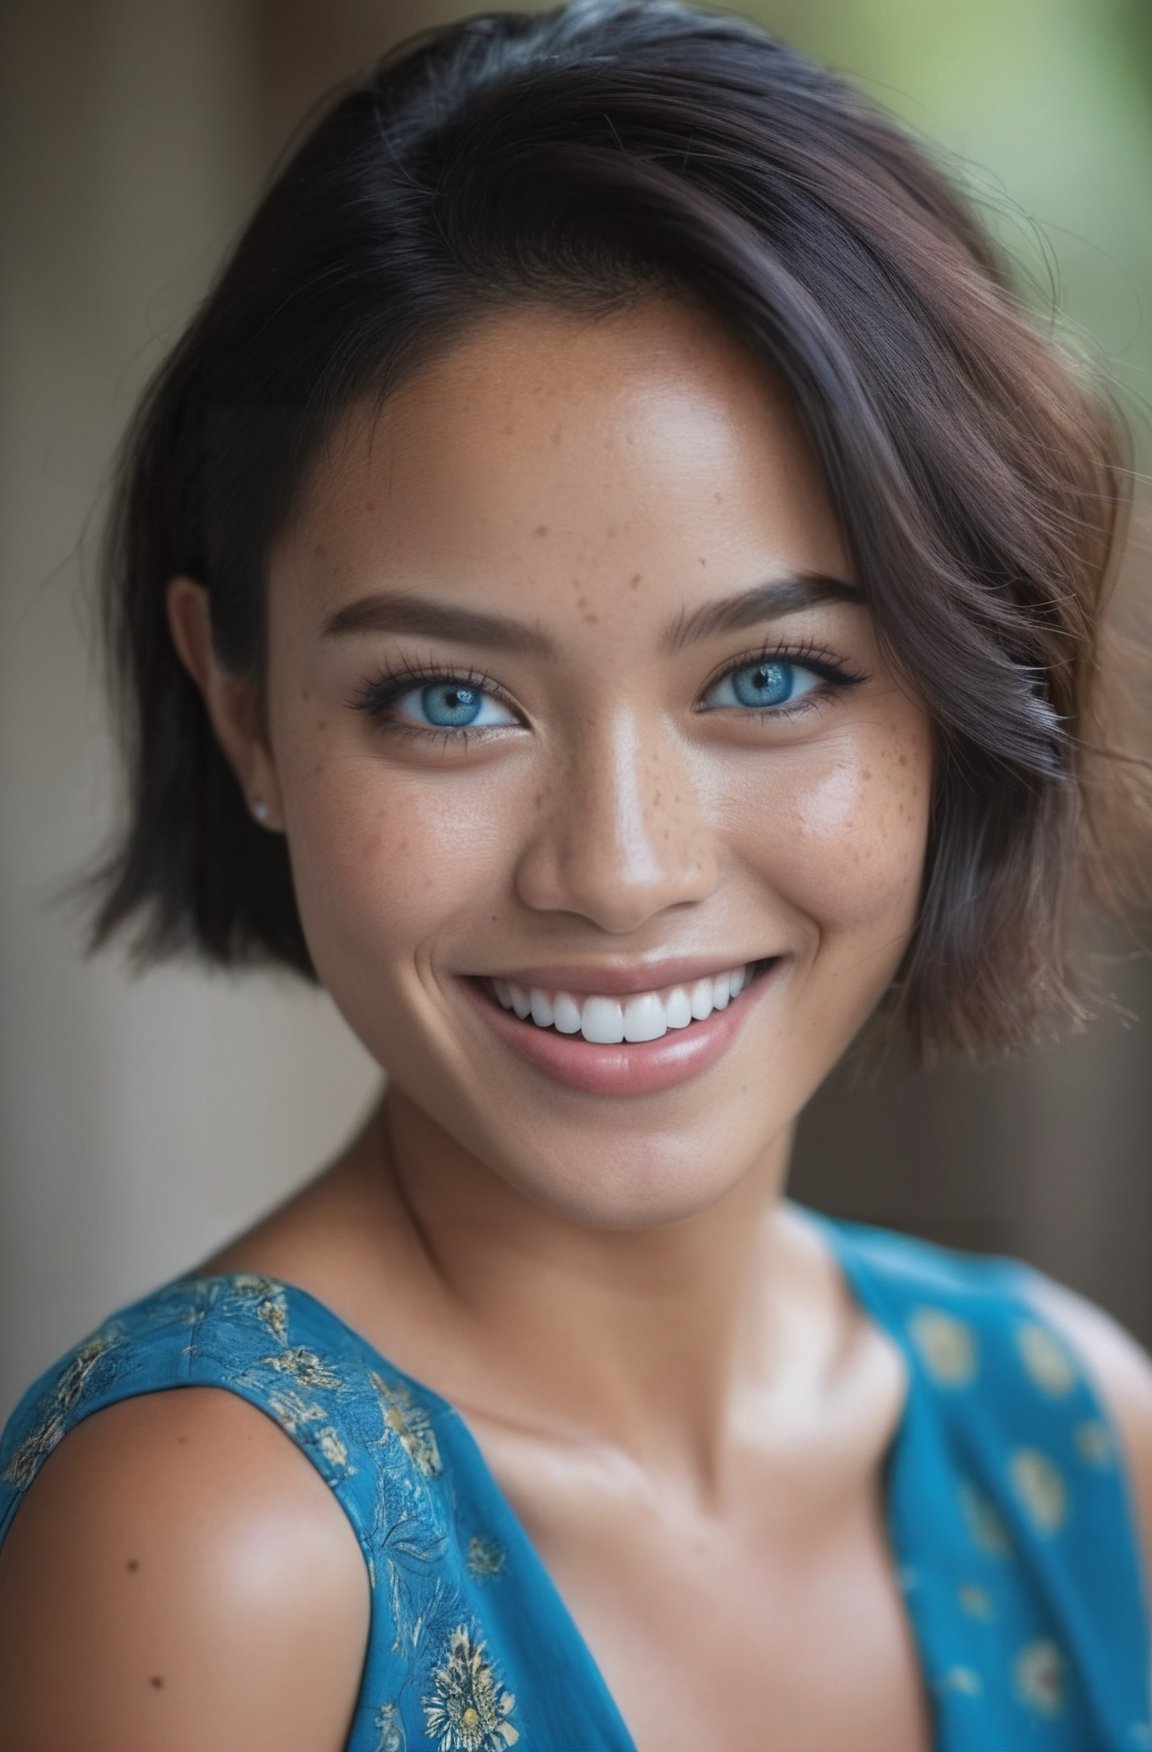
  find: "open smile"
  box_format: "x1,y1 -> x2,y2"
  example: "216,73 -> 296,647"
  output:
454,958 -> 782,1097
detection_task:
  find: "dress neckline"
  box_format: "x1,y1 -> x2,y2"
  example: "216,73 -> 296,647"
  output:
174,1206 -> 938,1751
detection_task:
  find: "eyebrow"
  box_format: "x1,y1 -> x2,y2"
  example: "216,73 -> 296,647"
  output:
319,571 -> 864,656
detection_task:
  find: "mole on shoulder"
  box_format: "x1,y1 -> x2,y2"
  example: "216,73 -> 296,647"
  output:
126,1558 -> 140,1572
149,1675 -> 165,1689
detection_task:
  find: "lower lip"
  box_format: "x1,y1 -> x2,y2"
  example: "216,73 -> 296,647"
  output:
454,962 -> 781,1097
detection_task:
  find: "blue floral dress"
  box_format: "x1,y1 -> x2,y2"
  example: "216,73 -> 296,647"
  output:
1,1210 -> 1150,1750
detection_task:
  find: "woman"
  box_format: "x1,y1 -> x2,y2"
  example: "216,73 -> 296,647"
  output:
1,2 -> 1150,1746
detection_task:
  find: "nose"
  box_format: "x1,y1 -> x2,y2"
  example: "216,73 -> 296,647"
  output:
512,708 -> 720,933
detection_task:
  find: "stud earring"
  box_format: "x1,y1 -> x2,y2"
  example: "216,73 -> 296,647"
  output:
250,795 -> 270,824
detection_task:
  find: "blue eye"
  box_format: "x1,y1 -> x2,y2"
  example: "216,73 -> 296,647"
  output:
349,641 -> 867,746
389,679 -> 517,732
703,658 -> 823,713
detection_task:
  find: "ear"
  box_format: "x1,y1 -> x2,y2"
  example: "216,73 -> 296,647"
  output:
165,575 -> 285,832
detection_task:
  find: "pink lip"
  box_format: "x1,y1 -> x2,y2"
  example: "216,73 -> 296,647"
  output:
465,953 -> 772,997
454,961 -> 782,1097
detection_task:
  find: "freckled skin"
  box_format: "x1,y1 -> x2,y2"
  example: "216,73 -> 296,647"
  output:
241,295 -> 933,1231
167,301 -> 938,1746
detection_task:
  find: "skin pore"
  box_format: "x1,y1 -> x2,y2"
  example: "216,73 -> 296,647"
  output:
168,293 -> 937,1747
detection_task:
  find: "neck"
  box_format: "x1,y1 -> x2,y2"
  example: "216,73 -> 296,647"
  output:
363,1084 -> 826,1502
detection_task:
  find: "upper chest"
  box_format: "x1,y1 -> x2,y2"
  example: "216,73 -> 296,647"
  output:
201,1196 -> 937,1750
453,1330 -> 934,1752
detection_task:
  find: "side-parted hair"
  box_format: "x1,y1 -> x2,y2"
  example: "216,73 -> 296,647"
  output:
69,0 -> 1152,1076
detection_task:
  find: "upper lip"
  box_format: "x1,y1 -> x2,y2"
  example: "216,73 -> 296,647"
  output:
466,953 -> 775,996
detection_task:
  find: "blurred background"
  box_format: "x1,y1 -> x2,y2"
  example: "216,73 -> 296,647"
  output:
2,0 -> 1150,1423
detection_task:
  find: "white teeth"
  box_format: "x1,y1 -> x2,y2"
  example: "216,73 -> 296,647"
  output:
581,996 -> 625,1045
487,962 -> 763,1043
622,993 -> 667,1043
689,979 -> 713,1021
509,985 -> 531,1020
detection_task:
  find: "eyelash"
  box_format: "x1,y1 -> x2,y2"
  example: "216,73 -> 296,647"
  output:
347,637 -> 869,750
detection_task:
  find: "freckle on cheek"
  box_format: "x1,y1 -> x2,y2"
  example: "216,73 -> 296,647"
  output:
630,573 -> 642,589
533,525 -> 549,538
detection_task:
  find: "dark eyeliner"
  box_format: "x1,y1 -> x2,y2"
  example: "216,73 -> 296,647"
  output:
347,639 -> 870,741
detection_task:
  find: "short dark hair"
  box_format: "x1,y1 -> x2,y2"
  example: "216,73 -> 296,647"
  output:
65,0 -> 1152,1076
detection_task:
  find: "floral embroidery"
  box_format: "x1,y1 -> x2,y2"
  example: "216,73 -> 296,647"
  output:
957,1477 -> 1013,1557
8,1252 -> 1148,1749
371,1371 -> 443,1478
56,1326 -> 124,1408
317,1426 -> 353,1472
1013,1638 -> 1066,1716
937,1666 -> 983,1697
263,1384 -> 329,1437
422,1624 -> 520,1750
1073,1418 -> 1114,1466
907,1306 -> 978,1385
957,1581 -> 995,1619
226,1273 -> 291,1344
466,1535 -> 507,1581
371,1502 -> 452,1656
1010,1448 -> 1067,1535
372,1701 -> 407,1751
0,1324 -> 124,1490
265,1345 -> 345,1392
0,1409 -> 66,1491
1015,1320 -> 1078,1397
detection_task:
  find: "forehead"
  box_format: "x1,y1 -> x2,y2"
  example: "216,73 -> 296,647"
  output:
272,297 -> 849,602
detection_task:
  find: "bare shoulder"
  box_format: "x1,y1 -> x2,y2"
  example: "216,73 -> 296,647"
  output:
0,1386 -> 371,1752
1022,1268 -> 1152,1577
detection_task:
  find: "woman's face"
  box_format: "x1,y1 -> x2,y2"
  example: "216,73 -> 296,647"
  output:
259,297 -> 933,1226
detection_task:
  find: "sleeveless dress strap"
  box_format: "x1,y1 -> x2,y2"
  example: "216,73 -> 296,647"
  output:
0,1269 -> 633,1749
815,1212 -> 1152,1750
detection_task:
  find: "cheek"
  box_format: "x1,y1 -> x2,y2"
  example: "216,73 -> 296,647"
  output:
283,744 -> 514,963
738,732 -> 932,934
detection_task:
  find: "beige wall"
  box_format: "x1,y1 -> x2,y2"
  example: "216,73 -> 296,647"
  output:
0,0 -> 381,1421
2,0 -> 1149,1425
